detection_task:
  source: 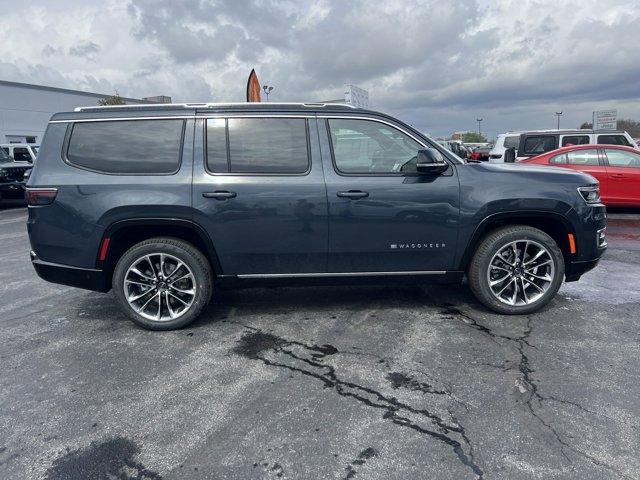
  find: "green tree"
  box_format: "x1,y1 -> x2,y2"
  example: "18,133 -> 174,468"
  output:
461,132 -> 488,143
98,92 -> 125,106
579,122 -> 592,129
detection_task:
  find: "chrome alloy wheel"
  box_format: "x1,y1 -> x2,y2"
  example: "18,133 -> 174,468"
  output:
486,240 -> 555,306
123,253 -> 196,321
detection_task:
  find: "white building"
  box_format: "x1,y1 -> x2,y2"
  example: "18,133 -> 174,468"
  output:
0,80 -> 170,144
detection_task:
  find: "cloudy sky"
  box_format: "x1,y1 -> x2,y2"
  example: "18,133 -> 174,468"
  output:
1,0 -> 639,137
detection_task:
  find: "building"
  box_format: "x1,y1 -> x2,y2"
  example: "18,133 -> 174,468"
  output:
0,80 -> 170,144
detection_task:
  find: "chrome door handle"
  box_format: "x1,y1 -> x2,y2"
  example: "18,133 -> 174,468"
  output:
202,191 -> 237,200
337,190 -> 369,199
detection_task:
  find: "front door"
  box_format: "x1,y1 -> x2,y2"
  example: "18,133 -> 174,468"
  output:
602,148 -> 640,205
192,116 -> 328,275
319,117 -> 460,273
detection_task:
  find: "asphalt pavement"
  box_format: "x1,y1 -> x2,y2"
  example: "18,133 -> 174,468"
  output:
1,204 -> 639,480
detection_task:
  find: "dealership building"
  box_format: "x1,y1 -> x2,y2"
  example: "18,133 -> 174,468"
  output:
0,80 -> 170,144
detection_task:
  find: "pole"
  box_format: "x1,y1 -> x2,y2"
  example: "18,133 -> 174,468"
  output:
555,111 -> 563,130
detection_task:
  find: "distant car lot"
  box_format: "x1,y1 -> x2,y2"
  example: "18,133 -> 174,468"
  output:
1,203 -> 639,479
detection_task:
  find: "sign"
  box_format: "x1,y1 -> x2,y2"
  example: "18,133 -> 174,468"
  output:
592,109 -> 617,130
344,84 -> 369,109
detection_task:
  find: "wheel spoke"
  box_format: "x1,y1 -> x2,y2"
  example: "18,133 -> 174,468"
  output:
490,265 -> 511,274
168,291 -> 189,306
526,272 -> 552,282
520,278 -> 529,303
524,249 -> 546,266
167,263 -> 187,281
526,259 -> 552,271
497,252 -> 515,266
145,255 -> 158,278
527,280 -> 545,293
137,291 -> 158,313
125,279 -> 153,287
165,291 -> 178,319
169,284 -> 195,296
130,267 -> 155,281
490,273 -> 511,287
510,278 -> 519,305
128,288 -> 155,302
155,291 -> 162,320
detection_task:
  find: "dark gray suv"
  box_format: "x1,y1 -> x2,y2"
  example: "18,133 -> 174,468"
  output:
27,103 -> 607,329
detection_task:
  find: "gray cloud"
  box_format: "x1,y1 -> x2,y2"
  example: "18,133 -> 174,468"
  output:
0,0 -> 639,136
69,41 -> 101,58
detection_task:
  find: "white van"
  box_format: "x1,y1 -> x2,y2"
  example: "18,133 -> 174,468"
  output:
488,133 -> 522,162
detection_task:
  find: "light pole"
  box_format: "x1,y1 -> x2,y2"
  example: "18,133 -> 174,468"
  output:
476,118 -> 483,135
555,111 -> 563,130
262,85 -> 274,102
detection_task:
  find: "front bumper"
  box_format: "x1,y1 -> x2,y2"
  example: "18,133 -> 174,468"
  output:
30,251 -> 110,292
565,205 -> 607,282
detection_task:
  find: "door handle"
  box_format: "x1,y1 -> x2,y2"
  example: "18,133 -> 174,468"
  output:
337,190 -> 369,199
202,191 -> 237,200
610,173 -> 625,178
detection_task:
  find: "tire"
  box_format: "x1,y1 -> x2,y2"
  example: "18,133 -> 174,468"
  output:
468,225 -> 565,315
112,237 -> 213,330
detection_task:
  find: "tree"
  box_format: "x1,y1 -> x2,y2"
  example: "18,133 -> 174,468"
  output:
98,92 -> 125,106
461,132 -> 488,143
579,118 -> 640,137
579,122 -> 592,129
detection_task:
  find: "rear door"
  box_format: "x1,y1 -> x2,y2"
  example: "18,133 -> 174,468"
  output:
191,114 -> 328,275
559,134 -> 590,147
602,148 -> 640,205
319,116 -> 460,273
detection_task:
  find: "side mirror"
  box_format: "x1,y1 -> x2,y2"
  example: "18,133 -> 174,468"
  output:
416,148 -> 449,174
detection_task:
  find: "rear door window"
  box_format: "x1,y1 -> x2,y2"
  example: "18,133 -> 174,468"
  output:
561,135 -> 590,146
522,135 -> 557,155
206,118 -> 309,174
597,134 -> 631,146
67,119 -> 184,174
565,149 -> 600,165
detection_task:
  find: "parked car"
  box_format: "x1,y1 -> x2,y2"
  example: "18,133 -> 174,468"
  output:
519,144 -> 640,206
0,144 -> 39,163
438,140 -> 471,159
516,130 -> 637,160
27,102 -> 606,329
0,147 -> 32,203
489,133 -> 522,162
470,145 -> 492,161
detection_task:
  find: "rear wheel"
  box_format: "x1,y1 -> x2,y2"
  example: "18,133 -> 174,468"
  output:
112,237 -> 212,330
468,226 -> 564,314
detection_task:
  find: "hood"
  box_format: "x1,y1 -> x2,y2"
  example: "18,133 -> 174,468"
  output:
463,161 -> 598,186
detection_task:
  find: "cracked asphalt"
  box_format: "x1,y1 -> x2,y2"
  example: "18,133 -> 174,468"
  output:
1,203 -> 639,480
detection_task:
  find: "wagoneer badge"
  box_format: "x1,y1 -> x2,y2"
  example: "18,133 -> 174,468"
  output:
390,243 -> 446,249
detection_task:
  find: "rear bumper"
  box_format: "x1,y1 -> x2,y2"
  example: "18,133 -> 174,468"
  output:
30,251 -> 110,292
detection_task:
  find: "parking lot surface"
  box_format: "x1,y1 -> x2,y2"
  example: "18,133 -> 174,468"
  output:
1,205 -> 639,480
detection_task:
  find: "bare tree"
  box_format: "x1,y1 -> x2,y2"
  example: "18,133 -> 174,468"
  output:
98,92 -> 126,106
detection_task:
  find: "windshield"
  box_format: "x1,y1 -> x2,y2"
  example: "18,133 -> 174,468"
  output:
0,148 -> 11,161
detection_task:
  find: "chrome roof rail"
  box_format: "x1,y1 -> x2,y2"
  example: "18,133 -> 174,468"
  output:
74,102 -> 359,112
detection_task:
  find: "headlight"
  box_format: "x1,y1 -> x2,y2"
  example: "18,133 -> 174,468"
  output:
577,186 -> 601,204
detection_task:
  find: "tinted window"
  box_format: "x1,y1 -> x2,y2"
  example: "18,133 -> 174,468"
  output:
67,120 -> 184,174
503,135 -> 520,149
329,119 -> 423,174
561,135 -> 590,146
206,119 -> 228,173
566,149 -> 599,165
226,118 -> 308,174
523,136 -> 557,154
13,148 -> 32,162
0,148 -> 9,161
597,134 -> 631,146
605,149 -> 640,168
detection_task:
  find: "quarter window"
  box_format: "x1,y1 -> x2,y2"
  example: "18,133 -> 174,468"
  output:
328,119 -> 424,174
604,149 -> 640,168
67,120 -> 184,174
206,118 -> 309,174
503,135 -> 520,149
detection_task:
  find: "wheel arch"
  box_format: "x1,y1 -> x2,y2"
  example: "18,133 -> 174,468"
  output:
98,218 -> 223,283
459,211 -> 574,272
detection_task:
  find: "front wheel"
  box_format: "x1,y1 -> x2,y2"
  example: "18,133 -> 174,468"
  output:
112,237 -> 212,330
468,226 -> 565,314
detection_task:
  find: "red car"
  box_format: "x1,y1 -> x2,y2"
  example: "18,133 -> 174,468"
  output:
519,144 -> 640,206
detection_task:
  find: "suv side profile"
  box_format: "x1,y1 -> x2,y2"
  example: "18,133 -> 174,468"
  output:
27,103 -> 607,330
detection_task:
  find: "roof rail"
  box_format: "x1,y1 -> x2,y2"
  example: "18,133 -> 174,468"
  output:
73,102 -> 359,112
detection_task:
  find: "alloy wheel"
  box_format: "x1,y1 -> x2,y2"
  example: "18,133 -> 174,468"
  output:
123,253 -> 196,321
486,239 -> 555,306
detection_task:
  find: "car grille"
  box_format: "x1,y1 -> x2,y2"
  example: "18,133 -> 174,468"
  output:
4,167 -> 30,182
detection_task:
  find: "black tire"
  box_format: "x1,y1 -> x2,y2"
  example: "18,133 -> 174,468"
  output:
468,225 -> 564,314
112,237 -> 213,330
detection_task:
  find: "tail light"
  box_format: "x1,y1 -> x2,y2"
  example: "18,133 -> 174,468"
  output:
26,188 -> 58,206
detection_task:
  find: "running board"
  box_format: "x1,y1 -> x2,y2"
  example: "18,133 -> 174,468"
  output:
229,271 -> 448,279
